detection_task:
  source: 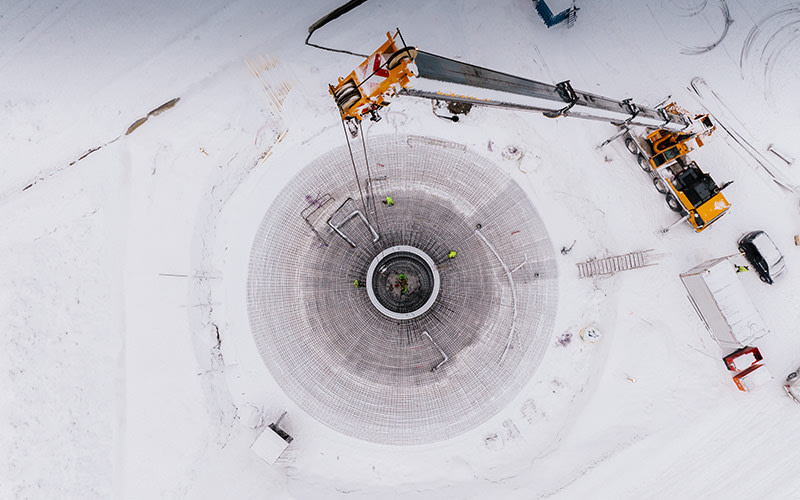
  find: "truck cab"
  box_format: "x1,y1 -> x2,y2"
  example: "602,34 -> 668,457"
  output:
668,158 -> 730,231
624,131 -> 730,232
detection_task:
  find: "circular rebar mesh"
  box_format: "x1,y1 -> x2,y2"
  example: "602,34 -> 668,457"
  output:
247,135 -> 558,444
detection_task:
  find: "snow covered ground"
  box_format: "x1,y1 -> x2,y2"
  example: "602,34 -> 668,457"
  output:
3,0 -> 800,499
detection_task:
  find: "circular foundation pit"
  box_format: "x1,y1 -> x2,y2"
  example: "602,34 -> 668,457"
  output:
247,135 -> 558,444
367,245 -> 440,320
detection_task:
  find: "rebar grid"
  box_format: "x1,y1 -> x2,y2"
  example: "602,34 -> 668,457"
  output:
247,135 -> 558,444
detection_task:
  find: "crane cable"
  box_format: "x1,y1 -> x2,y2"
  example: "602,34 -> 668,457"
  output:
308,0 -> 397,241
340,118 -> 380,241
359,119 -> 381,235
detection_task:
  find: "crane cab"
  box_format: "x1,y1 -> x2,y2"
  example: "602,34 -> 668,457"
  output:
645,117 -> 714,169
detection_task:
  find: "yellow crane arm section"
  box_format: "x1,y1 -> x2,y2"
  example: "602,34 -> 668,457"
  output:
330,32 -> 417,121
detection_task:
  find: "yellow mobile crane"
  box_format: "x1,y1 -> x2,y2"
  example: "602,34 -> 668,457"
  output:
327,31 -> 732,233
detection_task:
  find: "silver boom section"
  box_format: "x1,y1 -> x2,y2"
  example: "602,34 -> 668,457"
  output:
408,51 -> 691,132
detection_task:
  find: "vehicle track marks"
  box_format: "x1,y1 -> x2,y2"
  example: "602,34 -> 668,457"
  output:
0,0 -> 82,69
620,393 -> 800,500
689,77 -> 798,193
739,6 -> 800,97
680,0 -> 733,55
649,0 -> 734,56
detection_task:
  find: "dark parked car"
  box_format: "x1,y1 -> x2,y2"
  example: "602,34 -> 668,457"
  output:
738,230 -> 786,284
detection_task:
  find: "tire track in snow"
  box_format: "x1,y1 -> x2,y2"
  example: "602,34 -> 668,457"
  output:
548,391 -> 800,500
0,0 -> 82,69
618,392 -> 800,500
648,0 -> 733,55
662,0 -> 708,17
680,0 -> 733,55
739,6 -> 800,98
688,77 -> 799,193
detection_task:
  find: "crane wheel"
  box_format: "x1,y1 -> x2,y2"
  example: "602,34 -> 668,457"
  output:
387,47 -> 418,70
665,194 -> 682,212
638,155 -> 650,171
625,138 -> 638,154
653,178 -> 669,194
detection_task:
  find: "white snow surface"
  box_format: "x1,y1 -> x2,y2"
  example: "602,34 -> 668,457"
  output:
3,0 -> 800,499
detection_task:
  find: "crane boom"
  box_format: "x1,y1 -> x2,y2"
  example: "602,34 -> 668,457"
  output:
328,32 -> 698,132
410,51 -> 690,131
328,31 -> 730,234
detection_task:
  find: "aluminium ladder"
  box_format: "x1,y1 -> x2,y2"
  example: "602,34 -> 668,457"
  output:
577,249 -> 656,278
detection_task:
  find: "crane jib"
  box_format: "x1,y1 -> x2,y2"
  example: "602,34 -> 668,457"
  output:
413,51 -> 691,131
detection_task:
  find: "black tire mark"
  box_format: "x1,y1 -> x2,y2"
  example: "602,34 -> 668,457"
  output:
689,77 -> 798,193
681,0 -> 734,55
739,6 -> 800,69
761,22 -> 800,96
665,0 -> 709,17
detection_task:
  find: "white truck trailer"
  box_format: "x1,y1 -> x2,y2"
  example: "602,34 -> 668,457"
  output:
680,257 -> 769,350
